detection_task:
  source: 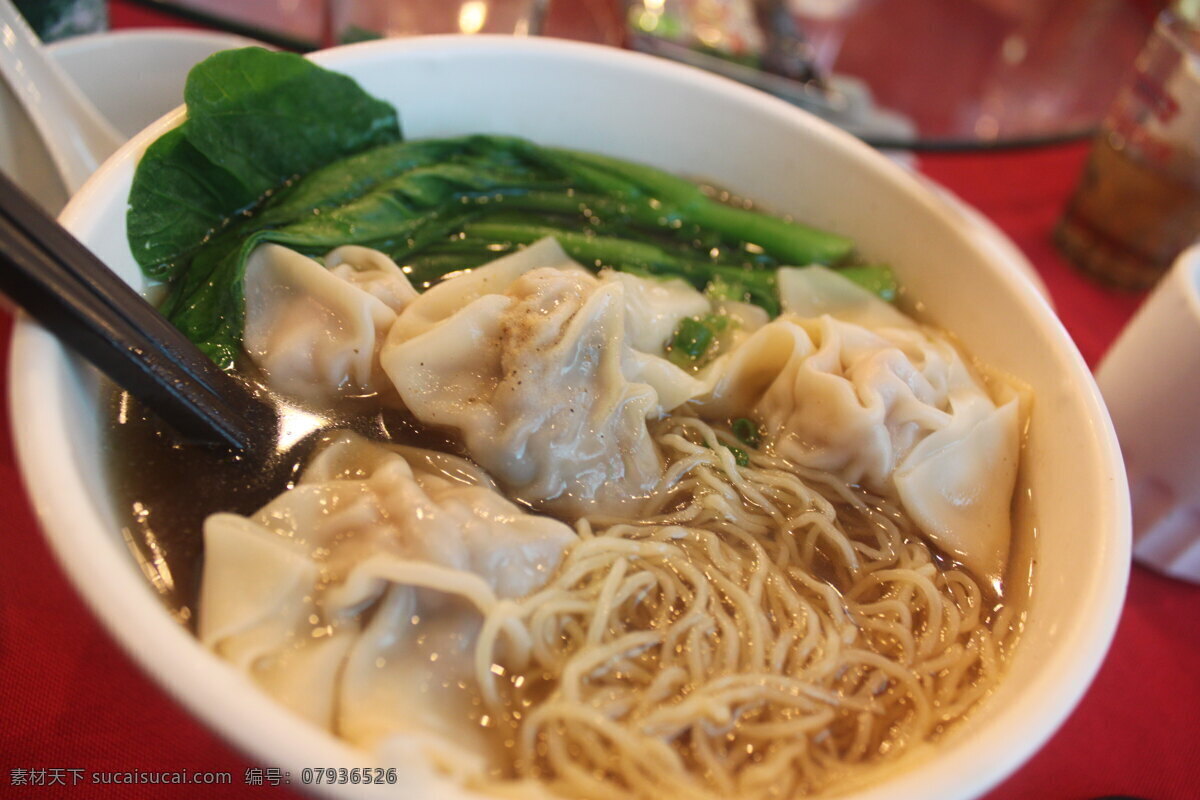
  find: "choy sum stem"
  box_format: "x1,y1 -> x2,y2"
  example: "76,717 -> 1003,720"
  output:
545,147 -> 856,266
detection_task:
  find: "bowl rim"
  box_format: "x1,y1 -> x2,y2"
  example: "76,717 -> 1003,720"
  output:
9,33 -> 1130,800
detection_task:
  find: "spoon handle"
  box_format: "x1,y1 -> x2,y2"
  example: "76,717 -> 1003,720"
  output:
0,0 -> 125,193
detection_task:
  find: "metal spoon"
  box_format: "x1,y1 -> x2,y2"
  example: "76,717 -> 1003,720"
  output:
0,0 -> 124,194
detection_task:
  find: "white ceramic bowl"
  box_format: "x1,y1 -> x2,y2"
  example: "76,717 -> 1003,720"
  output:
10,36 -> 1129,800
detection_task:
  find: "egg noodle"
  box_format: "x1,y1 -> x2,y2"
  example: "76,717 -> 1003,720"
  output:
439,414 -> 1020,800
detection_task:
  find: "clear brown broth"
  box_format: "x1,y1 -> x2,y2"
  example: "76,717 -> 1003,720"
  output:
102,374 -> 1014,626
100,374 -> 459,625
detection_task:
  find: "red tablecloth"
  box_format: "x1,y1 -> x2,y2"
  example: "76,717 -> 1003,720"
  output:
2,5 -> 1198,799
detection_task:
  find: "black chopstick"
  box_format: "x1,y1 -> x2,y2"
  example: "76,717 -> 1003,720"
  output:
0,171 -> 275,452
0,170 -> 250,405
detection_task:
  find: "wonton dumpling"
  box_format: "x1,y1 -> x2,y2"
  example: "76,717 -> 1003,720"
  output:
894,392 -> 1020,578
199,432 -> 574,760
243,244 -> 416,403
705,267 -> 1020,580
386,237 -> 589,342
381,238 -> 713,517
326,245 -> 420,310
600,269 -> 710,356
777,264 -> 913,330
600,268 -> 720,410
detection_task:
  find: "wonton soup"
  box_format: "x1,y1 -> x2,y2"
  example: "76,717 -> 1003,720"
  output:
105,47 -> 1030,800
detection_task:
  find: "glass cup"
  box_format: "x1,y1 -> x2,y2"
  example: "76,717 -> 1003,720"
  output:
329,0 -> 549,44
1055,2 -> 1200,289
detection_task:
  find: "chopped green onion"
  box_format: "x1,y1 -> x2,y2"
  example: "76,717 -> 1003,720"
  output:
667,314 -> 732,369
732,418 -> 762,448
727,445 -> 750,467
698,438 -> 750,466
668,318 -> 714,367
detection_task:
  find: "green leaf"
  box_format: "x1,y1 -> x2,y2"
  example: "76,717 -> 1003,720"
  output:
126,128 -> 257,280
157,141 -> 564,361
127,47 -> 402,281
254,138 -> 468,226
549,147 -> 854,266
124,47 -> 864,369
159,229 -> 260,369
182,48 -> 400,199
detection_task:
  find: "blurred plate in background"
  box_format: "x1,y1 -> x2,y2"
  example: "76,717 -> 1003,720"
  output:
823,0 -> 1155,148
627,0 -> 1158,149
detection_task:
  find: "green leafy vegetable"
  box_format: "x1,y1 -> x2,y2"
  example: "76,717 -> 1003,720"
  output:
542,148 -> 855,267
183,48 -> 400,199
159,139 -> 555,365
127,48 -> 886,368
127,47 -> 401,282
704,276 -> 744,302
126,129 -> 258,281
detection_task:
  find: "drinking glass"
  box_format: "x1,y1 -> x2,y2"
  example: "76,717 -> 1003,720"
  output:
329,0 -> 549,43
1055,2 -> 1200,289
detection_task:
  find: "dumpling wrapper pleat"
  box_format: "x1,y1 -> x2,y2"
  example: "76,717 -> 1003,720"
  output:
198,433 -> 575,762
243,243 -> 417,402
704,266 -> 1023,584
